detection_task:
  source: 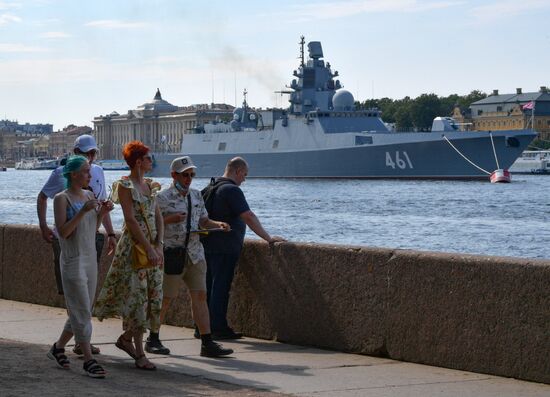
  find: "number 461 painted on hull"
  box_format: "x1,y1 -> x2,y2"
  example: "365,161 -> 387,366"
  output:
386,151 -> 414,169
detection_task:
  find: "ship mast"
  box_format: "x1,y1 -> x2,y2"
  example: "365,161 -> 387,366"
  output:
299,36 -> 305,67
243,88 -> 248,109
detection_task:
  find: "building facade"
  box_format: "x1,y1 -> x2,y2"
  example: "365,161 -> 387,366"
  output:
0,119 -> 56,163
48,125 -> 93,157
93,89 -> 234,160
454,87 -> 550,140
0,119 -> 53,135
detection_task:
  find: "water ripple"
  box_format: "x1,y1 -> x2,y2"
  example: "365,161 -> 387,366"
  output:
0,169 -> 548,259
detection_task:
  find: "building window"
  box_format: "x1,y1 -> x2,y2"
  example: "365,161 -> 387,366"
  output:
218,142 -> 226,151
497,106 -> 503,112
272,140 -> 279,149
477,110 -> 483,116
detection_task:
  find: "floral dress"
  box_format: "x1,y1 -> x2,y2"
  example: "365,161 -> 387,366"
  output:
94,177 -> 163,333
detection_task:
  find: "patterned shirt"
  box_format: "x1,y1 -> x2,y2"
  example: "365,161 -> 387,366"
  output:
156,185 -> 208,264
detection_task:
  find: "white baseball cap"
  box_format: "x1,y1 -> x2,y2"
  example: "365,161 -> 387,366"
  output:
74,134 -> 98,153
170,156 -> 197,173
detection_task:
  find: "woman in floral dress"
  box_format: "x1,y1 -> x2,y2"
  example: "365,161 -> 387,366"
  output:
94,141 -> 164,370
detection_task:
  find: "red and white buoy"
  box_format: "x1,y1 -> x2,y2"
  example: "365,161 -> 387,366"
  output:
490,169 -> 511,183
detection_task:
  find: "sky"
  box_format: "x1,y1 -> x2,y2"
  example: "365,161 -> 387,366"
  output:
1,0 -> 549,130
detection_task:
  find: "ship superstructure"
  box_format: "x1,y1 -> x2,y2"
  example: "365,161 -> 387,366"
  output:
150,38 -> 536,179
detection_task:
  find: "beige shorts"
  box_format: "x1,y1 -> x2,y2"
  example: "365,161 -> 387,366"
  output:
163,255 -> 207,298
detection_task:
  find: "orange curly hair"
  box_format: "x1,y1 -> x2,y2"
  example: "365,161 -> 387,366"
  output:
122,140 -> 150,169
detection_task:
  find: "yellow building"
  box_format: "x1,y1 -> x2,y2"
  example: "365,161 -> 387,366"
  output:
0,131 -> 18,163
93,89 -> 234,160
48,125 -> 93,157
456,87 -> 550,140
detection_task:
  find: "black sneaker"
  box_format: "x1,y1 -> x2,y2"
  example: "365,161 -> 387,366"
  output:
145,337 -> 170,355
200,341 -> 234,358
212,328 -> 243,340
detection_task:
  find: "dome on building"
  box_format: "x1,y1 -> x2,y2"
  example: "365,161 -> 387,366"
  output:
332,89 -> 355,111
136,88 -> 178,113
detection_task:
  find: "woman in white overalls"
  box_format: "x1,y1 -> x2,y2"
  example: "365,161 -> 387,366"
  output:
48,155 -> 113,378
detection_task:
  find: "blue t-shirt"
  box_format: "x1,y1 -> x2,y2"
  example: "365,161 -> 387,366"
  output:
203,178 -> 250,253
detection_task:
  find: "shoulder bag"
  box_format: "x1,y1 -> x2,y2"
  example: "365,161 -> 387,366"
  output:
131,200 -> 155,270
164,193 -> 191,275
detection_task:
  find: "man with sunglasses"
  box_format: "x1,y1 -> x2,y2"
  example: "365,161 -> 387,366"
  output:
36,134 -> 116,356
147,156 -> 233,357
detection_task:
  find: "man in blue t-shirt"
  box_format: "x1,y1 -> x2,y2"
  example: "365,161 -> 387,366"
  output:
202,157 -> 285,339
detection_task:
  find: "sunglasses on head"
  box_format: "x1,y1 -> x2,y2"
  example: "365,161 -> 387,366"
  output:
179,171 -> 196,178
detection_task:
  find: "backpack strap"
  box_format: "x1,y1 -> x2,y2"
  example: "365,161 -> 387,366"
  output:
202,177 -> 235,213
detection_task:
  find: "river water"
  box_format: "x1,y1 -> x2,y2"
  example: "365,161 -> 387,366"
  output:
1,169 -> 548,259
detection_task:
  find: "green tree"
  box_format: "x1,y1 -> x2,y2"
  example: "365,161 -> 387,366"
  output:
354,89 -> 489,131
394,97 -> 413,130
457,90 -> 487,109
410,94 -> 443,131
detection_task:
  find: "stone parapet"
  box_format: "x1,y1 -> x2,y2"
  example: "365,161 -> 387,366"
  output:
1,224 -> 548,384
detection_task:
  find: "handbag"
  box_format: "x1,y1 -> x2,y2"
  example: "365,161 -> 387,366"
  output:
163,246 -> 187,275
164,193 -> 192,275
131,242 -> 150,269
131,200 -> 155,270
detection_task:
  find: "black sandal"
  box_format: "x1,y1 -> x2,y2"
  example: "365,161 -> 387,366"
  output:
47,342 -> 70,369
83,359 -> 106,378
115,335 -> 137,359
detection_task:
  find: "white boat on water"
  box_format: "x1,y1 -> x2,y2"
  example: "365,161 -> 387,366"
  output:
15,157 -> 62,170
509,150 -> 550,174
97,159 -> 129,170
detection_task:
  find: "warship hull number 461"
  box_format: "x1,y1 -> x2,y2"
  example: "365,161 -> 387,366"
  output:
151,38 -> 536,180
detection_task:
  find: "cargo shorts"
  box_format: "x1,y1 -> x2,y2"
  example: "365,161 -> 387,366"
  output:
163,254 -> 207,298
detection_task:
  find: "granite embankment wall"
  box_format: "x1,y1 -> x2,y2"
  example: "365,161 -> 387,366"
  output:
1,224 -> 548,384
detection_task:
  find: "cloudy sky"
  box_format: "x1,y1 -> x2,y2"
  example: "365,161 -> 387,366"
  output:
1,0 -> 549,129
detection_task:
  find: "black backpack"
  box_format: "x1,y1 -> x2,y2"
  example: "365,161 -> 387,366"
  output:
201,177 -> 234,215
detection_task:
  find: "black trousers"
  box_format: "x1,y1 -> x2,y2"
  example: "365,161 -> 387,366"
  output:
52,233 -> 104,295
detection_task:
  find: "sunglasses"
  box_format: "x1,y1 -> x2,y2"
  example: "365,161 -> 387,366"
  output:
77,149 -> 97,157
142,155 -> 153,161
179,171 -> 196,178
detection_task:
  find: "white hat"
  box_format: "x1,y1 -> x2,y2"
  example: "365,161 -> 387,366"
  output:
74,134 -> 98,153
170,156 -> 197,173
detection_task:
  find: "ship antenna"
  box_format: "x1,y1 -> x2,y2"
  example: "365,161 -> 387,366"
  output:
299,35 -> 305,67
243,88 -> 248,109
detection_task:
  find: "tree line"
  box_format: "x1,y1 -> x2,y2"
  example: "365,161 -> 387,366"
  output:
355,90 -> 487,131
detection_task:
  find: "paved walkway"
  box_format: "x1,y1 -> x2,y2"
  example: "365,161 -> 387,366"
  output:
1,299 -> 548,397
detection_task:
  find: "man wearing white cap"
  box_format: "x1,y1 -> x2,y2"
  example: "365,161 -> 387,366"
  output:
36,134 -> 116,355
146,156 -> 234,357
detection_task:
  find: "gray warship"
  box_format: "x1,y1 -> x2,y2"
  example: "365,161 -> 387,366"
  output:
151,38 -> 536,179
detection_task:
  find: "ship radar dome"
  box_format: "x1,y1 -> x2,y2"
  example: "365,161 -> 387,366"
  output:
332,89 -> 355,111
233,108 -> 243,121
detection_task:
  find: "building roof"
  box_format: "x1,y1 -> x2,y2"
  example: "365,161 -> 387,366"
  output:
136,88 -> 178,113
472,90 -> 550,106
